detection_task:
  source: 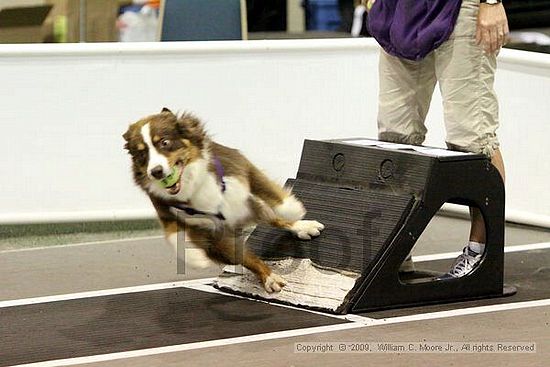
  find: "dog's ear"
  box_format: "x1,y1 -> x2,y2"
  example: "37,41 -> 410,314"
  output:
177,112 -> 206,148
161,107 -> 173,114
122,128 -> 132,150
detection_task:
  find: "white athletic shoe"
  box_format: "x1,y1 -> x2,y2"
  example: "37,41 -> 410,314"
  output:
441,246 -> 482,279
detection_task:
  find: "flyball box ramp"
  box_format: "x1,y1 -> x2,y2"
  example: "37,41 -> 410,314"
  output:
216,138 -> 510,314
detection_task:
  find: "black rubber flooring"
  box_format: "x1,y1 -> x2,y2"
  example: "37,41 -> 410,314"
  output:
0,287 -> 347,366
364,248 -> 550,319
1,249 -> 548,366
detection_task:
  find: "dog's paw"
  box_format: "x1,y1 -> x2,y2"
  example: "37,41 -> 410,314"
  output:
290,220 -> 325,240
263,273 -> 287,293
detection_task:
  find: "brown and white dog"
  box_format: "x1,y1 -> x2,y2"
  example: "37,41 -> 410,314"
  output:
123,109 -> 324,292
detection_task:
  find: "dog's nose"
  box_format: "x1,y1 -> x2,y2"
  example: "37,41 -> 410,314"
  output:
150,165 -> 165,179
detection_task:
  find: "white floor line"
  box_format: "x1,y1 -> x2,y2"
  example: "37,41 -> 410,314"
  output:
378,298 -> 550,325
11,322 -> 368,367
0,278 -> 216,308
0,235 -> 164,254
501,241 -> 550,253
3,237 -> 547,259
413,241 -> 550,262
2,241 -> 549,309
10,298 -> 550,367
412,251 -> 462,263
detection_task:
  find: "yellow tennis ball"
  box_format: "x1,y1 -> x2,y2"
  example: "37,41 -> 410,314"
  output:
158,166 -> 181,188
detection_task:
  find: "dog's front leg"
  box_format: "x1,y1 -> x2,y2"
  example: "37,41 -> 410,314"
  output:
269,217 -> 325,239
151,198 -> 216,270
285,219 -> 325,240
249,197 -> 325,240
190,227 -> 286,293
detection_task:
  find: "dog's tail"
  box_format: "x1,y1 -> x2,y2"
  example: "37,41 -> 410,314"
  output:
249,166 -> 305,222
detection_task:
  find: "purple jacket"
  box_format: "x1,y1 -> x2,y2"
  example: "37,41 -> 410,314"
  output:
367,0 -> 463,61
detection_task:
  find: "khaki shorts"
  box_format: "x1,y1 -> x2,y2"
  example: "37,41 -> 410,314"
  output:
377,0 -> 500,157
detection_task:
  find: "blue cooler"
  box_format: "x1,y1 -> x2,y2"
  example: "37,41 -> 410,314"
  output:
304,0 -> 342,31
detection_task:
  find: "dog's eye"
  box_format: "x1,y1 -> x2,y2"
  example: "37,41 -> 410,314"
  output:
160,139 -> 172,149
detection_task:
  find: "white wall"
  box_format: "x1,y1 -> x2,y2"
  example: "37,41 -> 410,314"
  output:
423,51 -> 550,227
0,40 -> 379,223
0,39 -> 548,226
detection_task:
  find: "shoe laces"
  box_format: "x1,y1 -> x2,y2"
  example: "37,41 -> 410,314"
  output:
449,250 -> 480,277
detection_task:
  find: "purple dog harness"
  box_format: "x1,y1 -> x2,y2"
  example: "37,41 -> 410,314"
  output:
367,0 -> 463,61
213,156 -> 227,193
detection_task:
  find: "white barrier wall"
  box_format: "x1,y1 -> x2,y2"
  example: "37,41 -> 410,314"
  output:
0,39 -> 548,226
424,50 -> 550,227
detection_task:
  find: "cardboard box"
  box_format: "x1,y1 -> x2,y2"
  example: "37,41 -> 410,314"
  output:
0,5 -> 52,43
44,0 -> 80,42
44,0 -> 130,42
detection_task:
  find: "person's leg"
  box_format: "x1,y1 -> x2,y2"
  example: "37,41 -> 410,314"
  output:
377,49 -> 436,272
377,49 -> 436,145
469,149 -> 505,244
435,0 -> 503,277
